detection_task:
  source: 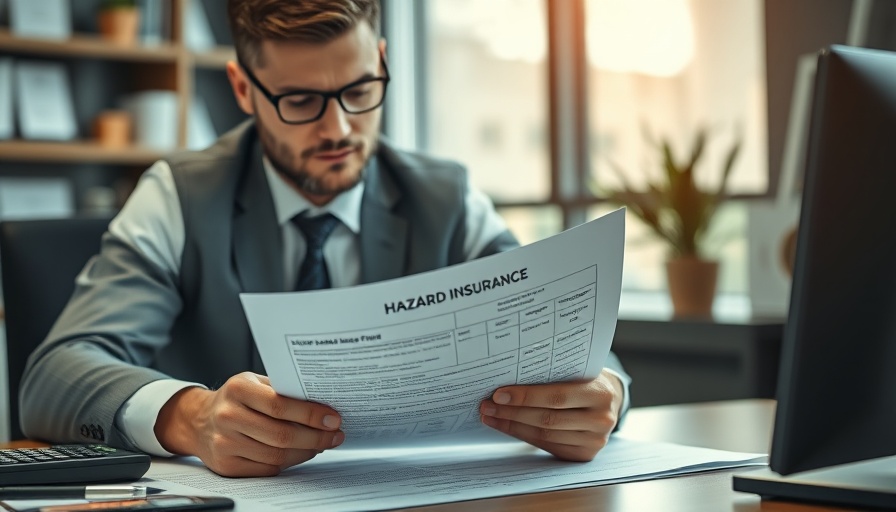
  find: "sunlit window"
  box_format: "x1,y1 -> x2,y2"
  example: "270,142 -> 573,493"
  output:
422,0 -> 765,293
587,0 -> 695,77
426,0 -> 550,215
586,0 -> 767,293
497,206 -> 563,246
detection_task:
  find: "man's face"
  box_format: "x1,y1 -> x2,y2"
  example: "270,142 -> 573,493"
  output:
230,23 -> 385,205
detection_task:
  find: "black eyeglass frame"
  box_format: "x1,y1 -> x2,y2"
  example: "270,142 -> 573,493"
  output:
239,56 -> 391,125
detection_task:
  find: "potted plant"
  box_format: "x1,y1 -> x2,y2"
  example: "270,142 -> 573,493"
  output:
600,127 -> 740,317
97,0 -> 140,46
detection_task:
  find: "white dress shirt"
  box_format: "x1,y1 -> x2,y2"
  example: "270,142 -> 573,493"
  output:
112,158 -> 510,455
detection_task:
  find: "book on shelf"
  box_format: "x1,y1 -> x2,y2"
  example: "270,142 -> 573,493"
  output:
0,58 -> 13,140
137,0 -> 172,46
9,0 -> 71,40
183,0 -> 216,51
0,177 -> 74,220
121,90 -> 179,151
14,60 -> 77,141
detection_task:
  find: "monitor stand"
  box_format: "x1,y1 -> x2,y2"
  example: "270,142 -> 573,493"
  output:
733,455 -> 896,509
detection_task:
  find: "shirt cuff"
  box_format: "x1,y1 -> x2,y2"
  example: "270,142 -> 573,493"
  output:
602,367 -> 631,430
116,379 -> 207,457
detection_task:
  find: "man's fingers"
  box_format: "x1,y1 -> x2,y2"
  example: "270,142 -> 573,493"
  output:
480,416 -> 607,462
491,379 -> 610,410
206,442 -> 318,477
175,373 -> 348,477
231,433 -> 320,467
207,456 -> 281,478
229,373 -> 342,430
247,422 -> 344,452
477,374 -> 624,462
237,406 -> 345,451
479,400 -> 616,433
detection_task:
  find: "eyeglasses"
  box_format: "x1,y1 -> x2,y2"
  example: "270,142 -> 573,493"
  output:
240,57 -> 390,125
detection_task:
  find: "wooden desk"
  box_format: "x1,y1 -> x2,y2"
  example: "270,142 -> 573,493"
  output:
3,400 -> 854,512
404,400 -> 852,512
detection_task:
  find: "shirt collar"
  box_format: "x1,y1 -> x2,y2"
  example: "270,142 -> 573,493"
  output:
263,157 -> 364,234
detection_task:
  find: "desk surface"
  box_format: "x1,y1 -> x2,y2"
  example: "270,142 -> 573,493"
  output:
404,399 -> 852,512
3,400 -> 855,512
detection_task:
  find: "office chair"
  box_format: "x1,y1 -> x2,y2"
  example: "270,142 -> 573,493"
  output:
0,217 -> 111,440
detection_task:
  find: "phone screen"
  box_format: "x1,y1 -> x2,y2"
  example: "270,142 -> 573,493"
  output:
26,496 -> 234,512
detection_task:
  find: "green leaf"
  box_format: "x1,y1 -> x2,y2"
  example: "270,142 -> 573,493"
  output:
100,0 -> 136,9
602,124 -> 742,258
687,128 -> 707,171
661,140 -> 678,188
716,137 -> 741,200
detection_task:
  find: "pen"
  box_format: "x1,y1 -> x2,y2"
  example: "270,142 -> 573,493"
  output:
0,485 -> 162,500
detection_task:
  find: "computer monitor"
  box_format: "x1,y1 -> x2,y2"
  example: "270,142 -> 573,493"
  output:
733,45 -> 896,508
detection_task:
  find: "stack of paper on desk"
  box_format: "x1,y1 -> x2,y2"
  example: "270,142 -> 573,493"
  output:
149,209 -> 762,511
144,438 -> 766,512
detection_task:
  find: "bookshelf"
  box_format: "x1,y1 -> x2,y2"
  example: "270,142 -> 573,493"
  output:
0,0 -> 244,210
0,29 -> 181,62
0,1 -> 246,432
192,46 -> 236,69
0,140 -> 164,165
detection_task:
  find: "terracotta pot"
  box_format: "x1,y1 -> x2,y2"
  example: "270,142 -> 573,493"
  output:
665,257 -> 719,318
93,110 -> 133,148
98,8 -> 140,46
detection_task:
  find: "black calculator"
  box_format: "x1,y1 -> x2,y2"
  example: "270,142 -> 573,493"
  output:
0,444 -> 151,485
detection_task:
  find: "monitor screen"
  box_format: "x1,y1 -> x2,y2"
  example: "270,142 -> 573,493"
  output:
769,45 -> 896,476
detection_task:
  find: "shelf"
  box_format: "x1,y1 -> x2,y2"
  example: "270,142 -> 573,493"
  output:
0,29 -> 180,63
0,140 -> 166,165
191,47 -> 237,69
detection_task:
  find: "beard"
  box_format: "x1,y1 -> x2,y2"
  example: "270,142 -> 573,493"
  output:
256,116 -> 374,197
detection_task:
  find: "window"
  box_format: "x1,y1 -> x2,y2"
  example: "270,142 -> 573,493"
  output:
416,0 -> 767,294
585,0 -> 765,293
426,0 -> 550,205
586,0 -> 767,196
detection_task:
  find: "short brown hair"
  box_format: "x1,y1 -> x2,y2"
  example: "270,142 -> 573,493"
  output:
227,0 -> 381,68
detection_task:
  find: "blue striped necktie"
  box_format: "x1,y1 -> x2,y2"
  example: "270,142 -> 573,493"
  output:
292,213 -> 340,291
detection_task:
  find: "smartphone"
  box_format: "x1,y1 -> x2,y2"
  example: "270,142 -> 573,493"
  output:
16,496 -> 234,512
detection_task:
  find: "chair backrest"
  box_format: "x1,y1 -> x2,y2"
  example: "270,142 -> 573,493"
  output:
0,217 -> 111,440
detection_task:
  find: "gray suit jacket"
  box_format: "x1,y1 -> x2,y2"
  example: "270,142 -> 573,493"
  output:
20,121 -> 627,449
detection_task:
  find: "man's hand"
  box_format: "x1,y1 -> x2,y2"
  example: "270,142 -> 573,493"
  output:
479,369 -> 624,461
155,372 -> 344,477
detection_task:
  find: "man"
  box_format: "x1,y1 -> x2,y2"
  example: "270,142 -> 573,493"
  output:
21,0 -> 630,477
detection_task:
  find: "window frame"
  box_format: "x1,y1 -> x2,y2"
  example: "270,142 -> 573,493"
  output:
383,0 -> 769,232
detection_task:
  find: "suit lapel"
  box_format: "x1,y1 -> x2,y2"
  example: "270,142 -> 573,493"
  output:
230,140 -> 408,288
232,143 -> 285,293
360,154 -> 408,284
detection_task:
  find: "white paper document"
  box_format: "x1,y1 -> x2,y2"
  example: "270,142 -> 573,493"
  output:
0,178 -> 74,219
241,209 -> 625,448
9,0 -> 71,40
14,61 -> 77,141
0,58 -> 13,140
141,437 -> 766,512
